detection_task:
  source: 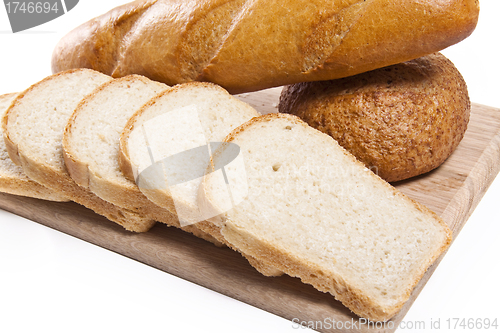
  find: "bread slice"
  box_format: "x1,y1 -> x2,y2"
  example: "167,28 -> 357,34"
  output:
2,69 -> 155,232
120,82 -> 282,276
0,93 -> 67,201
62,75 -> 220,245
120,82 -> 261,224
199,113 -> 452,321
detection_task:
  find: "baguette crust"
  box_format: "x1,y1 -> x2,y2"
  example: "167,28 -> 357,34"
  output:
200,113 -> 452,321
52,0 -> 158,76
52,0 -> 479,94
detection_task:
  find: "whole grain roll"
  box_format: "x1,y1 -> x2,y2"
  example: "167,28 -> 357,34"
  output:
278,52 -> 470,182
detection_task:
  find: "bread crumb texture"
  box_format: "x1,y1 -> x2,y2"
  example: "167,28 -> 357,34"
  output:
205,114 -> 451,321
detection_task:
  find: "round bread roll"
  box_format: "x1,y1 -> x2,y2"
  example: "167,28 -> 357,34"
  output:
278,52 -> 470,182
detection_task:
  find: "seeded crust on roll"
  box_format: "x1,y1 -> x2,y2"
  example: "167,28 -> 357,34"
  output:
51,0 -> 479,94
278,52 -> 471,182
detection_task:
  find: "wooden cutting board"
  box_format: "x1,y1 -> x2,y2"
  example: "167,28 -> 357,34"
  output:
1,87 -> 499,333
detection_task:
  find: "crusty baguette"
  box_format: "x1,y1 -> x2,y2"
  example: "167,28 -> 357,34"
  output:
199,113 -> 452,321
63,75 -> 221,245
279,52 -> 471,182
0,93 -> 67,201
2,69 -> 155,232
51,0 -> 479,94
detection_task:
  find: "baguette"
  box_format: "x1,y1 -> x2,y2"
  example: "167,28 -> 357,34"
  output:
199,113 -> 452,321
51,0 -> 479,94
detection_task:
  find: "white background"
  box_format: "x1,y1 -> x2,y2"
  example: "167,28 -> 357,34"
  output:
0,1 -> 499,332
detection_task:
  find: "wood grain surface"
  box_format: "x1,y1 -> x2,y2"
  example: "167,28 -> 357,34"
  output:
1,87 -> 499,333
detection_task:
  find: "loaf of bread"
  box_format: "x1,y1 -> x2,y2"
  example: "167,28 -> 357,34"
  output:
279,52 -> 471,182
199,113 -> 452,321
51,0 -> 479,94
0,93 -> 68,201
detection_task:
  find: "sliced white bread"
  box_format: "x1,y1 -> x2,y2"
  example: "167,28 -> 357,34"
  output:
199,113 -> 452,321
0,93 -> 67,201
120,82 -> 260,225
2,69 -> 155,232
120,82 -> 282,276
62,75 -> 219,245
